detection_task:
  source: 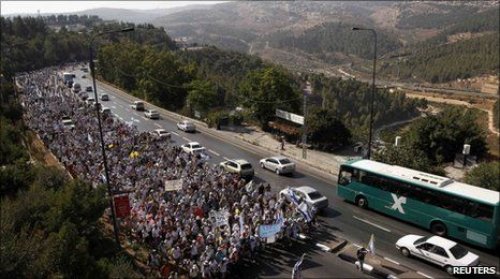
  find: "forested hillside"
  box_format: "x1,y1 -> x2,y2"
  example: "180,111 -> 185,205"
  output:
380,33 -> 499,83
267,22 -> 401,61
396,4 -> 479,29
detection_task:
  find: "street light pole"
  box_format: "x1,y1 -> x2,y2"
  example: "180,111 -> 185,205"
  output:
88,27 -> 134,246
352,27 -> 377,160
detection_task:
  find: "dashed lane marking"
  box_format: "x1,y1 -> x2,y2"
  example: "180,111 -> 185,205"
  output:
141,117 -> 148,121
111,105 -> 116,109
208,149 -> 220,156
352,243 -> 362,248
223,157 -> 231,161
315,243 -> 332,252
171,131 -> 179,136
182,136 -> 191,142
154,123 -> 162,128
353,216 -> 391,233
383,257 -> 400,265
416,271 -> 433,279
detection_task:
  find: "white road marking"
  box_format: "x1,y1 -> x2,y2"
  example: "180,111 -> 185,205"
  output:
223,157 -> 231,161
416,271 -> 433,279
182,136 -> 191,142
298,234 -> 308,240
352,243 -> 362,248
353,216 -> 391,232
171,131 -> 179,136
208,149 -> 220,156
141,116 -> 148,121
315,243 -> 332,252
116,103 -> 124,108
255,171 -> 259,175
154,123 -> 162,128
383,257 -> 400,265
111,105 -> 116,109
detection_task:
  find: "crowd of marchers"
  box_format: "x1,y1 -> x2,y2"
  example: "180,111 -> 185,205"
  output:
19,68 -> 317,279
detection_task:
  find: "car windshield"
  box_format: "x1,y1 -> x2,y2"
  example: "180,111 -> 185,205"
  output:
240,163 -> 252,170
191,144 -> 202,149
307,191 -> 323,200
149,110 -> 157,113
159,131 -> 168,135
413,236 -> 429,245
449,244 -> 468,259
279,158 -> 292,164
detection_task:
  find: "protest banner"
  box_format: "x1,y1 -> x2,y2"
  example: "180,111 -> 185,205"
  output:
114,195 -> 130,218
258,222 -> 282,238
164,179 -> 183,192
209,209 -> 229,227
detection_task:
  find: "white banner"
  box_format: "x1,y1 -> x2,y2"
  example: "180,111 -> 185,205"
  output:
164,179 -> 183,192
209,209 -> 229,227
276,109 -> 304,125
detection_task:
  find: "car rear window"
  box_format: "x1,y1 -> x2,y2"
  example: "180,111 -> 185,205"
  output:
240,163 -> 252,170
279,159 -> 292,164
449,244 -> 468,259
192,144 -> 202,149
308,191 -> 323,200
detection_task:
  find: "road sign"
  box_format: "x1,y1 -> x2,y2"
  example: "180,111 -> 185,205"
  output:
275,109 -> 304,125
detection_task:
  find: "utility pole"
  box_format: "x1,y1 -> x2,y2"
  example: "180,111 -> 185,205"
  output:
302,81 -> 312,159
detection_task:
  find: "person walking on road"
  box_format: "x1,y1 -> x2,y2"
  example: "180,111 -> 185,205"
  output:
356,247 -> 368,272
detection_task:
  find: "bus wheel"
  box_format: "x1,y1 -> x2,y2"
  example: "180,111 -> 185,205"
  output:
430,221 -> 447,236
356,196 -> 368,209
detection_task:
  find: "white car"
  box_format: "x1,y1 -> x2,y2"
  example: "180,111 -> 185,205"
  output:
219,159 -> 254,179
181,142 -> 206,155
101,107 -> 111,117
130,101 -> 145,111
395,235 -> 480,274
151,129 -> 171,139
100,93 -> 109,101
279,186 -> 329,211
144,109 -> 160,119
259,156 -> 295,175
177,120 -> 196,132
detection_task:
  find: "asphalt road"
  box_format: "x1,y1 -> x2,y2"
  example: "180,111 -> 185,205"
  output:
69,69 -> 499,278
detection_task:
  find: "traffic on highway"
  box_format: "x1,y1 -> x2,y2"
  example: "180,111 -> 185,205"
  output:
20,65 -> 496,278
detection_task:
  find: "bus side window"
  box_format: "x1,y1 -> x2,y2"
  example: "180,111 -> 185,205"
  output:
338,167 -> 353,186
476,204 -> 493,221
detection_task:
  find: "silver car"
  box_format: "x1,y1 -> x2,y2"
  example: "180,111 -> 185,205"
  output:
177,120 -> 196,132
219,159 -> 254,179
259,156 -> 295,175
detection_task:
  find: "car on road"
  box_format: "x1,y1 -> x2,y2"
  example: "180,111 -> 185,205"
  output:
72,83 -> 81,93
259,156 -> 295,175
86,86 -> 93,92
86,97 -> 95,106
181,142 -> 206,155
219,159 -> 254,179
151,129 -> 171,139
62,116 -> 75,129
100,93 -> 109,101
177,120 -> 196,132
101,107 -> 111,117
144,109 -> 160,119
279,186 -> 329,212
395,235 -> 480,274
130,101 -> 145,111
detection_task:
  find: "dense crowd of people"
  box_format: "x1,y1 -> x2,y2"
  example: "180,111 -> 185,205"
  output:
19,67 -> 314,278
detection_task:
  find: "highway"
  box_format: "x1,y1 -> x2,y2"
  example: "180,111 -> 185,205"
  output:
71,69 -> 499,278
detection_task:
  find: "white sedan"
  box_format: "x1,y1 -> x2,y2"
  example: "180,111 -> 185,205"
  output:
279,186 -> 329,212
395,235 -> 479,274
151,129 -> 171,139
259,156 -> 295,175
144,109 -> 160,119
181,142 -> 206,155
177,120 -> 196,132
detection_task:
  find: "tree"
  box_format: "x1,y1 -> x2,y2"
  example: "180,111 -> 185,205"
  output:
373,145 -> 445,176
306,107 -> 352,151
465,161 -> 500,191
405,107 -> 487,163
186,79 -> 219,115
239,66 -> 301,127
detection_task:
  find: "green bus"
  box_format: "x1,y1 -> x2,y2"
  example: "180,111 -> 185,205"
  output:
337,159 -> 500,249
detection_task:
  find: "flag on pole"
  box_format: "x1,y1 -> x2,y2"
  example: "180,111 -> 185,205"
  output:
368,234 -> 375,255
292,253 -> 306,279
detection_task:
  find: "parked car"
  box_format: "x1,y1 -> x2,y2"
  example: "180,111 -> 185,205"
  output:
130,101 -> 145,111
279,186 -> 329,212
144,109 -> 160,119
86,97 -> 95,106
151,129 -> 171,139
259,156 -> 295,175
177,120 -> 196,132
396,235 -> 480,275
100,93 -> 109,101
219,159 -> 254,179
86,86 -> 93,92
181,142 -> 206,155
